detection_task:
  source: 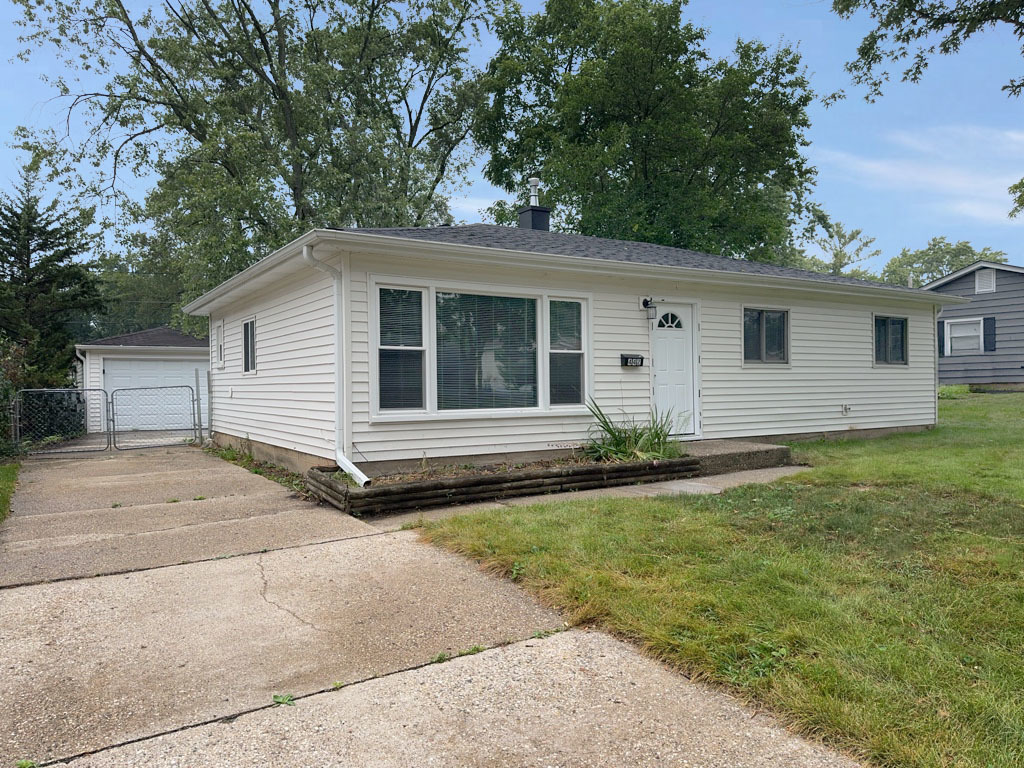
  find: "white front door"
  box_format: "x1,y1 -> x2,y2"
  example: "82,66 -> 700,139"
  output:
651,304 -> 697,436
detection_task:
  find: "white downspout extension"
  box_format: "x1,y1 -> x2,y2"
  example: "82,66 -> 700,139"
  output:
302,244 -> 371,487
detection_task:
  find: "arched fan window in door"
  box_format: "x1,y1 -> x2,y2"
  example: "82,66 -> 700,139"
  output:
657,312 -> 682,329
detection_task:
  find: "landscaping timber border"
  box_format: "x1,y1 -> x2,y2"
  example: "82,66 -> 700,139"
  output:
307,456 -> 701,517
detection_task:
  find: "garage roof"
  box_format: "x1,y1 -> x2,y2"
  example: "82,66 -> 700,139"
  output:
83,326 -> 208,348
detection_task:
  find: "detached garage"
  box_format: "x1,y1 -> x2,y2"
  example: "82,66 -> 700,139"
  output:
75,326 -> 210,432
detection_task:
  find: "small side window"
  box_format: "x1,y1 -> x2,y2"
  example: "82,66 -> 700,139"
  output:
874,316 -> 908,365
242,319 -> 256,373
743,308 -> 788,364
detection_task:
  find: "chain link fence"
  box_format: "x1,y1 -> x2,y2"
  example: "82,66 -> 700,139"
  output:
9,385 -> 199,454
11,389 -> 111,454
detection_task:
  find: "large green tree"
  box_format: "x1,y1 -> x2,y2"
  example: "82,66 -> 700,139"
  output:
832,0 -> 1024,214
474,0 -> 817,262
880,237 -> 1007,287
14,0 -> 500,310
0,170 -> 102,388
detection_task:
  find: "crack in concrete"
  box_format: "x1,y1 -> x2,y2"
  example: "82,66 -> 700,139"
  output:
36,630 -> 566,767
254,553 -> 323,632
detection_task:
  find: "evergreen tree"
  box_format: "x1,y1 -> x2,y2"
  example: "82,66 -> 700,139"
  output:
0,169 -> 102,388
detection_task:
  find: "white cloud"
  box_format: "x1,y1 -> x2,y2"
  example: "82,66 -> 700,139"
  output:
813,126 -> 1024,227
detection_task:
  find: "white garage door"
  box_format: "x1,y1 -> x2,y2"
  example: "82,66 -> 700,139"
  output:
104,358 -> 209,430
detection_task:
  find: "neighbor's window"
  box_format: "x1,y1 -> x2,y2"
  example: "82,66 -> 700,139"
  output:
874,316 -> 908,365
743,308 -> 788,363
946,318 -> 982,355
549,300 -> 584,405
378,288 -> 425,409
242,319 -> 257,373
436,291 -> 537,410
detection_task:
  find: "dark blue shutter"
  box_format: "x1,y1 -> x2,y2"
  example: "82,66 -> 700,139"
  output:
937,321 -> 945,357
983,317 -> 996,352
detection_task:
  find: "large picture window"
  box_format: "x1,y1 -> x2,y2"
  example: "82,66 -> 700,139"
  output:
436,292 -> 537,410
743,308 -> 788,364
874,315 -> 908,365
375,283 -> 587,415
378,288 -> 425,409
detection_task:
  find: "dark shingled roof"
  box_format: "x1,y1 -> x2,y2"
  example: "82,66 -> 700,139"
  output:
85,326 -> 208,348
334,224 -> 923,295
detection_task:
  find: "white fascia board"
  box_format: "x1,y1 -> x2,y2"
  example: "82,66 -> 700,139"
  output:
183,228 -> 969,314
924,260 -> 1024,290
75,345 -> 209,354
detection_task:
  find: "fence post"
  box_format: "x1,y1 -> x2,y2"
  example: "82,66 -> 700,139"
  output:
194,368 -> 204,443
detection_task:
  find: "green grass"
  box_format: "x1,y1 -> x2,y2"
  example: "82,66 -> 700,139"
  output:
422,394 -> 1024,768
793,393 -> 1024,501
0,463 -> 18,523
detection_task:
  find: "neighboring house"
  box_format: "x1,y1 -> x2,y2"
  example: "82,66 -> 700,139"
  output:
75,326 -> 210,432
182,204 -> 964,481
924,261 -> 1024,388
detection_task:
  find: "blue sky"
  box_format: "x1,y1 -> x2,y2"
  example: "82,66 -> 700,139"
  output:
2,0 -> 1022,272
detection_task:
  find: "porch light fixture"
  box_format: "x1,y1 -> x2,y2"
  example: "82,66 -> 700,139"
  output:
642,297 -> 657,320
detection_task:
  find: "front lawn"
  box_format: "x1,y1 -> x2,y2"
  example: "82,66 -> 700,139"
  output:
0,463 -> 18,523
422,394 -> 1024,768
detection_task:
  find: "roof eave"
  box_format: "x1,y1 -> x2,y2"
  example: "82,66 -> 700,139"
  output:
183,228 -> 968,314
75,344 -> 209,352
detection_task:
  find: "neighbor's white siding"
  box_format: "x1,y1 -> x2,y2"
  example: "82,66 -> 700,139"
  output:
345,252 -> 938,463
209,264 -> 337,460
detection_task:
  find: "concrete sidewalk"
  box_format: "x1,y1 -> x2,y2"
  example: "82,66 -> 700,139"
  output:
53,631 -> 858,768
1,530 -> 561,763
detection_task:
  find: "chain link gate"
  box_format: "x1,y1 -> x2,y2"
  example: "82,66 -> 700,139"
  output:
110,385 -> 199,450
11,385 -> 200,455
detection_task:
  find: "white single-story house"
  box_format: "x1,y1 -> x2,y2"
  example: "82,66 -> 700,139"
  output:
75,326 -> 210,432
182,203 -> 966,483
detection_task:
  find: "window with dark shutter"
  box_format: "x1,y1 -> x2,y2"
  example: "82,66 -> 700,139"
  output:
937,321 -> 945,358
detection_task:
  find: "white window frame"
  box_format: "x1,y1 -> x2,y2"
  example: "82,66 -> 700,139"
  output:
740,305 -> 791,367
975,269 -> 996,294
944,317 -> 983,356
242,317 -> 257,375
547,298 -> 586,407
369,275 -> 591,423
377,288 -> 428,411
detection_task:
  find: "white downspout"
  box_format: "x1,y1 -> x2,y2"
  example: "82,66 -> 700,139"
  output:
302,244 -> 371,487
74,348 -> 87,388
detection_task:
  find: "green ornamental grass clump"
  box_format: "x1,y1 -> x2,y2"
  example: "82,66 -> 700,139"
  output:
582,400 -> 684,463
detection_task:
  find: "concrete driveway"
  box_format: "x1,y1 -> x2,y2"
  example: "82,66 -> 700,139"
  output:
0,448 -> 859,767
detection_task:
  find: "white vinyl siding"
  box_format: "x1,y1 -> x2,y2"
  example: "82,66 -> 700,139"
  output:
343,252 -> 938,462
208,265 -> 336,460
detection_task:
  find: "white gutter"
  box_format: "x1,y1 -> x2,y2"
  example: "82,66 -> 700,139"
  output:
301,244 -> 371,488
